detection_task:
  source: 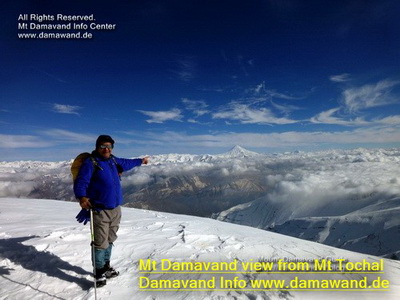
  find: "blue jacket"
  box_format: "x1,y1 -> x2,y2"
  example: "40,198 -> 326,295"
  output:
74,153 -> 142,209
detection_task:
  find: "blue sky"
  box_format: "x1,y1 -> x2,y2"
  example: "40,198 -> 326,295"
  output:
1,0 -> 400,161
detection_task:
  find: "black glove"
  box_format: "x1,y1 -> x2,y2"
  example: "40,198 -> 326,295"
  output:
76,209 -> 90,225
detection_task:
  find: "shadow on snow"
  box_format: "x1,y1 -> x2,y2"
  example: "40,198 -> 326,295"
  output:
0,236 -> 93,298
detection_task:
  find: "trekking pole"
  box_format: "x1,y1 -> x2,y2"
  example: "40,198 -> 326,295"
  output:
90,209 -> 98,300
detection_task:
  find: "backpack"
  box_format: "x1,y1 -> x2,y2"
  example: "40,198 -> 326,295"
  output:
71,152 -> 122,182
71,153 -> 102,182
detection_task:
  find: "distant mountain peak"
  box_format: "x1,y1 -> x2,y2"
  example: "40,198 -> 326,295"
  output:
222,145 -> 260,158
231,145 -> 246,151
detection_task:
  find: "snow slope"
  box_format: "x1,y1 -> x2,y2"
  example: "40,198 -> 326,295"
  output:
271,196 -> 400,258
1,198 -> 400,300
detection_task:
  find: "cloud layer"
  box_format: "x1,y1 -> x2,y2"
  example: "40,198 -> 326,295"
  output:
2,76 -> 400,160
134,77 -> 400,129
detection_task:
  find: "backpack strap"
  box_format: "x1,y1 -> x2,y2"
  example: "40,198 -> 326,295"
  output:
110,155 -> 122,180
89,155 -> 103,171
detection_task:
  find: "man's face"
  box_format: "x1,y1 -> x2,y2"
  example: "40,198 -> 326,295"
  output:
97,142 -> 113,159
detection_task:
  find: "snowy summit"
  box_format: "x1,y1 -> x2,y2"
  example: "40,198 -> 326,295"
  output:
218,145 -> 260,158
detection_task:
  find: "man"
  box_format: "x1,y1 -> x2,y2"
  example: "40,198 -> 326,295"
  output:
74,135 -> 148,287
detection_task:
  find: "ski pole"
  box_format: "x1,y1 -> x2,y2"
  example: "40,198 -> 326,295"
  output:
90,209 -> 97,300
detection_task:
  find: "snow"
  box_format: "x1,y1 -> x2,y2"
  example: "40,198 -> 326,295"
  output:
1,198 -> 400,299
216,145 -> 262,158
0,146 -> 400,284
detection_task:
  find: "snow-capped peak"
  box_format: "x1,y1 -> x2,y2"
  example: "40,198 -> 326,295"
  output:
219,145 -> 260,158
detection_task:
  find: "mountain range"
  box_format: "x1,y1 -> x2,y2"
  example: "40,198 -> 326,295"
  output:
0,146 -> 399,260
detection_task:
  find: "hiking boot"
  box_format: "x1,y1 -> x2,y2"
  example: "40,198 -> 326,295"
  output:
95,272 -> 107,287
104,266 -> 119,278
104,262 -> 119,278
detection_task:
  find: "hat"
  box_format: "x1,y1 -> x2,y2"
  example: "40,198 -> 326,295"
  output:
96,135 -> 115,148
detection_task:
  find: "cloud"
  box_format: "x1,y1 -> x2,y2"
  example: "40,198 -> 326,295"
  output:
133,125 -> 400,151
252,82 -> 265,94
342,79 -> 400,112
375,115 -> 400,125
212,101 -> 298,125
265,90 -> 302,100
0,181 -> 38,197
310,107 -> 368,126
52,103 -> 82,115
270,101 -> 301,116
33,67 -> 67,83
41,129 -> 94,143
182,98 -> 209,116
0,134 -> 52,148
311,108 -> 400,127
171,56 -> 196,82
310,78 -> 400,126
137,108 -> 184,124
330,73 -> 351,82
247,82 -> 305,100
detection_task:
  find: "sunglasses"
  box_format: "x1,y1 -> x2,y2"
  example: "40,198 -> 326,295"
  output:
99,144 -> 113,149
